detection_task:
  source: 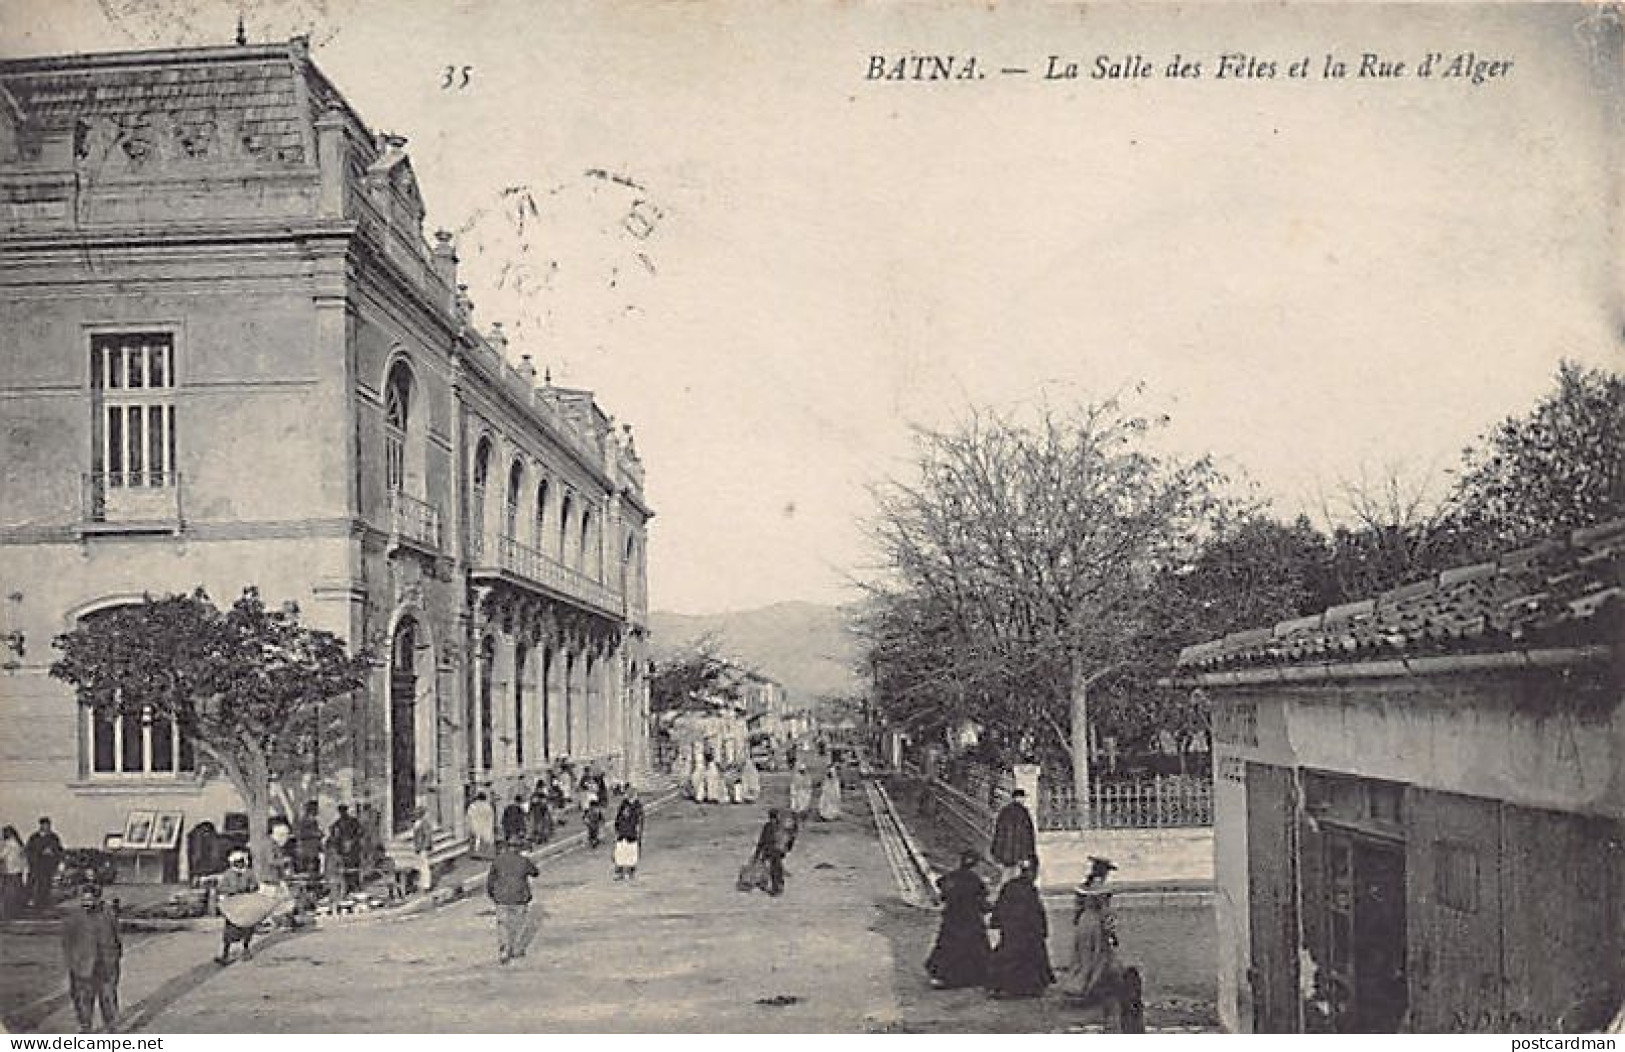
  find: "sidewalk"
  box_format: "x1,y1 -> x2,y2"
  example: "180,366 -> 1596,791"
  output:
9,781 -> 681,1034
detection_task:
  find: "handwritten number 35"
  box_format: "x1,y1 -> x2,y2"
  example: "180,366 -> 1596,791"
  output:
442,66 -> 473,90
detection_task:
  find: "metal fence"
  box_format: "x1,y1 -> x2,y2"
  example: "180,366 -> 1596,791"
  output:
1037,776 -> 1213,830
932,762 -> 1212,832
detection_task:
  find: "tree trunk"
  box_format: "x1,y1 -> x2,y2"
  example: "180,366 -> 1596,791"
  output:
1069,658 -> 1092,828
245,787 -> 274,884
194,740 -> 276,881
236,747 -> 276,883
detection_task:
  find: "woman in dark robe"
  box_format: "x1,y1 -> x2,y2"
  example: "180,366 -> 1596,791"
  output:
926,850 -> 992,989
528,784 -> 554,845
501,795 -> 529,847
986,858 -> 1055,999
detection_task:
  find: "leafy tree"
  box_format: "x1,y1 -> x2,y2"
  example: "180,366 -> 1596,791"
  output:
1298,363 -> 1623,603
1119,512 -> 1333,768
857,397 -> 1229,811
1447,361 -> 1625,554
51,588 -> 370,877
648,634 -> 748,714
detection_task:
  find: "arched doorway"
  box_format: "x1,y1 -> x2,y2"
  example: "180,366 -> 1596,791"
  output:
390,618 -> 419,833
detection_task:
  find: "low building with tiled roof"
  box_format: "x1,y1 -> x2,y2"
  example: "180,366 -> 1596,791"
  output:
1176,518 -> 1623,1034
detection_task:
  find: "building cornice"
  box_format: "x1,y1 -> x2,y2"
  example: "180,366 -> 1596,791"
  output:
0,218 -> 355,254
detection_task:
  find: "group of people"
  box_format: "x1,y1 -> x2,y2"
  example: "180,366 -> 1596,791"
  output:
733,760 -> 846,898
0,817 -> 64,918
686,755 -> 762,805
288,801 -> 373,896
788,762 -> 844,822
483,785 -> 646,964
924,788 -> 1143,1029
466,767 -> 614,859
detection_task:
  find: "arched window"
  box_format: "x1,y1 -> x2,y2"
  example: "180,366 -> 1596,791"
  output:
471,437 -> 492,559
534,479 -> 549,551
513,641 -> 528,768
563,651 -> 575,755
478,635 -> 495,771
540,646 -> 553,760
389,618 -> 419,832
559,493 -> 574,563
584,652 -> 596,751
384,361 -> 411,492
580,509 -> 593,575
505,459 -> 525,540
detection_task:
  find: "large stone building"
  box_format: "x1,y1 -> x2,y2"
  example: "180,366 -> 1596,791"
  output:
0,39 -> 652,867
1178,518 -> 1623,1033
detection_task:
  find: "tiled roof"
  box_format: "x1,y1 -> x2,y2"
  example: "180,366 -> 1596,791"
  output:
1177,518 -> 1625,673
0,43 -> 344,168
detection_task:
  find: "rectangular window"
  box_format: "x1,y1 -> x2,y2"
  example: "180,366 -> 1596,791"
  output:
89,705 -> 195,777
1436,840 -> 1479,913
120,710 -> 144,771
148,716 -> 174,773
92,334 -> 175,489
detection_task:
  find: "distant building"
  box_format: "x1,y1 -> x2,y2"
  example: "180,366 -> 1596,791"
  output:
740,670 -> 789,739
0,40 -> 651,869
1178,519 -> 1623,1033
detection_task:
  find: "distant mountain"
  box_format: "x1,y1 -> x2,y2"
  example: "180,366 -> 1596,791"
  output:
647,601 -> 863,710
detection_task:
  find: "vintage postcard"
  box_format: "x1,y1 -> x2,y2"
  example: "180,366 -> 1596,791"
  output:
0,0 -> 1620,1038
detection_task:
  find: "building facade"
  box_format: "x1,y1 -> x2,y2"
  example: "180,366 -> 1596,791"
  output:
740,670 -> 788,742
1179,519 -> 1623,1034
0,40 -> 651,864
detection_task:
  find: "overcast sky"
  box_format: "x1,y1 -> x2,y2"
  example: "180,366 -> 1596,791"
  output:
5,1 -> 1622,613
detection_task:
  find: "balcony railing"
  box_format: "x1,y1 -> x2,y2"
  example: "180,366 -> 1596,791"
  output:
388,491 -> 443,552
478,533 -> 625,619
81,472 -> 183,533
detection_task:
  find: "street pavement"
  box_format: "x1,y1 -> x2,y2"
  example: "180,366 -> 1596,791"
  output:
74,772 -> 1218,1033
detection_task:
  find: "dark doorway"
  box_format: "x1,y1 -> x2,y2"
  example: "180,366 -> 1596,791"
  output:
1325,831 -> 1408,1032
390,619 -> 418,833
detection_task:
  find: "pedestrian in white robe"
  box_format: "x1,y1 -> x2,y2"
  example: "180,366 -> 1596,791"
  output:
817,767 -> 843,821
703,759 -> 725,805
789,764 -> 813,815
465,792 -> 496,858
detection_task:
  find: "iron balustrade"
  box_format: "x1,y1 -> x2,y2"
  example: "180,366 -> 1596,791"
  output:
930,762 -> 1213,832
388,491 -> 443,551
1039,777 -> 1214,830
490,533 -> 625,618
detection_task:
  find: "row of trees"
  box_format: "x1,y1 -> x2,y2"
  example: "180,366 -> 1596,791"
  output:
855,363 -> 1625,795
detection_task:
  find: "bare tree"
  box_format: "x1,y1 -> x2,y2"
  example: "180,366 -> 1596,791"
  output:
857,397 -> 1226,813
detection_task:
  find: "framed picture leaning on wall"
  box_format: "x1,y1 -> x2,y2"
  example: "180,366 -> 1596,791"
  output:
122,810 -> 155,850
